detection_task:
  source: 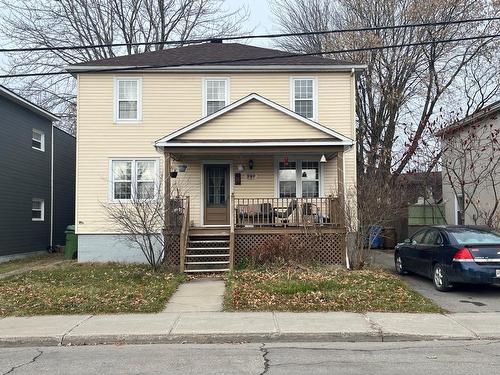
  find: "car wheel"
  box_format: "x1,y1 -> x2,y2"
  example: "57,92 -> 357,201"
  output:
395,252 -> 407,275
433,263 -> 452,292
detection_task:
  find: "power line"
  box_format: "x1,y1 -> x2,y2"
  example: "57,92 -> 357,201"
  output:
0,16 -> 499,53
0,33 -> 498,79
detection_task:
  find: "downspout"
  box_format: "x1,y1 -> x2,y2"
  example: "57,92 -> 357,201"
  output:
50,124 -> 54,249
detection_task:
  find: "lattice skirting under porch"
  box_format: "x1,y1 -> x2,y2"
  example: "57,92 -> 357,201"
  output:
164,233 -> 181,268
234,232 -> 346,266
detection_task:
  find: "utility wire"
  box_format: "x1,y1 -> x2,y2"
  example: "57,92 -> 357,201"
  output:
0,33 -> 498,79
0,16 -> 498,53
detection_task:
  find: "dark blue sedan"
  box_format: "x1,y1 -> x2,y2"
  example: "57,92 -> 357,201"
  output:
395,226 -> 500,291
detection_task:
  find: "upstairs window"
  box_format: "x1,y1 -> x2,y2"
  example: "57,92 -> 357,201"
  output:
115,78 -> 141,122
32,129 -> 45,151
292,78 -> 316,119
204,78 -> 229,116
111,159 -> 157,201
32,199 -> 45,221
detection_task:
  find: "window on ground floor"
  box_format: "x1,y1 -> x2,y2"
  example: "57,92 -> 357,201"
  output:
278,159 -> 320,198
111,159 -> 158,201
456,194 -> 465,225
32,198 -> 44,221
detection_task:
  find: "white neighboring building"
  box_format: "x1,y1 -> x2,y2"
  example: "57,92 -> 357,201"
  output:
437,100 -> 500,227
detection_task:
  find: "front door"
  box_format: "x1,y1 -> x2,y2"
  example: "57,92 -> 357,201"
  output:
204,164 -> 230,225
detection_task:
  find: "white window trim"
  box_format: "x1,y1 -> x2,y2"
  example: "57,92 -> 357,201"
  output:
32,198 -> 45,221
202,77 -> 230,117
113,77 -> 142,123
274,156 -> 324,198
455,194 -> 465,225
32,128 -> 45,152
290,76 -> 318,121
109,158 -> 159,202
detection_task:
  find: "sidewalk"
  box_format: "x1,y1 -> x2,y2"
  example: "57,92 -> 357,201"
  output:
1,311 -> 499,347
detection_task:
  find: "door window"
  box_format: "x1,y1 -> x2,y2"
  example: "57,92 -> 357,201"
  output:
207,166 -> 227,205
423,229 -> 443,246
411,230 -> 427,245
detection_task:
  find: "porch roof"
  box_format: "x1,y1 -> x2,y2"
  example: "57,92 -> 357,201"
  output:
155,93 -> 354,148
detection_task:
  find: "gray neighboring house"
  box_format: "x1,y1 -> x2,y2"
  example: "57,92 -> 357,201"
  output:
438,100 -> 500,226
0,85 -> 76,258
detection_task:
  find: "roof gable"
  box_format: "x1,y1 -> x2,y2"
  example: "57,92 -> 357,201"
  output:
155,93 -> 353,146
0,85 -> 59,122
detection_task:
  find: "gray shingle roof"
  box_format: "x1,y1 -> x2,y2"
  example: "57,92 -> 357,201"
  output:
70,42 -> 358,68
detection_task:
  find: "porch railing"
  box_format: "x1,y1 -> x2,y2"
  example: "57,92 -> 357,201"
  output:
233,196 -> 343,228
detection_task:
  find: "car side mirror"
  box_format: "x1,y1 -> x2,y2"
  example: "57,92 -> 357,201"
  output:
404,238 -> 411,244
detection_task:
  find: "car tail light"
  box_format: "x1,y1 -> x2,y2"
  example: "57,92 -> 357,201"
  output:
453,248 -> 474,262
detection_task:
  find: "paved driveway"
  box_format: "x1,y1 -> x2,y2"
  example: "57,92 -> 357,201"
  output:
372,250 -> 500,313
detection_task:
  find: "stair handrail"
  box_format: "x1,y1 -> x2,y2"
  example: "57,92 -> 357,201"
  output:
179,196 -> 190,272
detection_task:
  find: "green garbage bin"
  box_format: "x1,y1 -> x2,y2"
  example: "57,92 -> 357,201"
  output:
64,225 -> 78,259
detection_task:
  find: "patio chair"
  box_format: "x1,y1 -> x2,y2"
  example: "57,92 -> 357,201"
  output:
274,199 -> 298,224
238,202 -> 275,226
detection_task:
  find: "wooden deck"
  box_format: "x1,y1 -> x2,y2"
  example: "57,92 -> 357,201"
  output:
175,195 -> 345,273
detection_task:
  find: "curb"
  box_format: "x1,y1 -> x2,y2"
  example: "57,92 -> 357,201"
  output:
0,332 -> 487,348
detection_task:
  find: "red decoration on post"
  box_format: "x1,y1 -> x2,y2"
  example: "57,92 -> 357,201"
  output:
283,155 -> 289,167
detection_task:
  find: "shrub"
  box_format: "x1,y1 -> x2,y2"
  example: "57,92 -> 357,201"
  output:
249,235 -> 314,266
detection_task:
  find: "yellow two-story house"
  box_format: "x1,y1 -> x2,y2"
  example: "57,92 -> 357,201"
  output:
68,41 -> 364,272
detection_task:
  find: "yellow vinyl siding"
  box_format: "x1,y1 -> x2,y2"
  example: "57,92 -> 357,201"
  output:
178,99 -> 329,140
76,71 -> 356,233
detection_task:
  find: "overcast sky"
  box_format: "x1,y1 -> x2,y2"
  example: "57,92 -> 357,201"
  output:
0,0 -> 275,73
230,0 -> 275,47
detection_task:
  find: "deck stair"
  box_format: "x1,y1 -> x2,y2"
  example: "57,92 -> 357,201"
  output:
184,230 -> 231,273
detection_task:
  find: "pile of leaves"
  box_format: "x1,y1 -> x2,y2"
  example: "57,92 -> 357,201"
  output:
0,262 -> 185,316
225,266 -> 443,313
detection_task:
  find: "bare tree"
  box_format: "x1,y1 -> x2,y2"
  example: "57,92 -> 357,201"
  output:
342,178 -> 407,269
102,176 -> 187,271
0,0 -> 249,133
271,0 -> 500,179
440,114 -> 500,228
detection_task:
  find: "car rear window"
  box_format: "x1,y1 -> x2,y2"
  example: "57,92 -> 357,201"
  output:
449,228 -> 500,245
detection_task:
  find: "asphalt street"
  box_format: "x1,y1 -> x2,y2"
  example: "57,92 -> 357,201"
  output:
2,341 -> 500,374
372,250 -> 500,312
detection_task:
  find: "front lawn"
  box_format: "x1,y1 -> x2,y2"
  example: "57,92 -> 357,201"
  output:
0,253 -> 64,275
0,262 -> 185,316
225,267 -> 443,313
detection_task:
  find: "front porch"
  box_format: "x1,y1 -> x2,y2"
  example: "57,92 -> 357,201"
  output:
166,159 -> 347,272
156,93 -> 353,272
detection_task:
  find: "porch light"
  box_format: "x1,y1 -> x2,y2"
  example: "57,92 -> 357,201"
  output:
248,159 -> 254,170
320,154 -> 327,163
237,164 -> 245,172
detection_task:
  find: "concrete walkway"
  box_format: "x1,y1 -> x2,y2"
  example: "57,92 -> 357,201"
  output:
163,279 -> 225,312
1,312 -> 500,347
